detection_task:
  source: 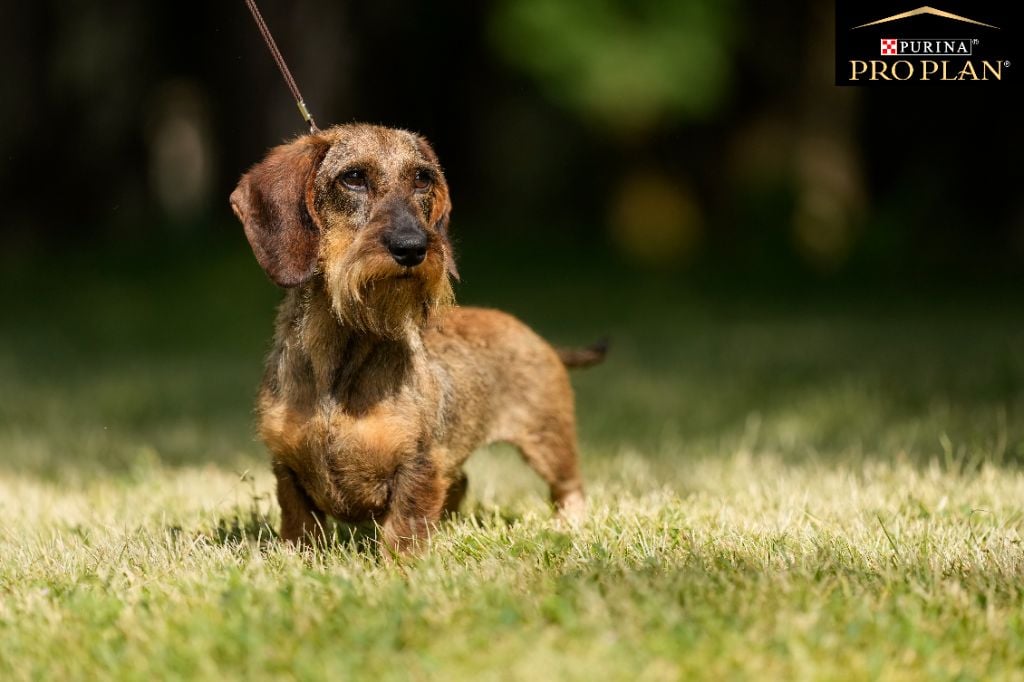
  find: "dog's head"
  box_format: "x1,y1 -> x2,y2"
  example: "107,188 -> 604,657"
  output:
230,124 -> 457,338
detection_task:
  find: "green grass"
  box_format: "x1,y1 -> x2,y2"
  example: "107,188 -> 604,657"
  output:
2,234 -> 1024,680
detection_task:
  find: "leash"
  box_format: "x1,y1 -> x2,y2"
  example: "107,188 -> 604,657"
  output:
243,0 -> 320,133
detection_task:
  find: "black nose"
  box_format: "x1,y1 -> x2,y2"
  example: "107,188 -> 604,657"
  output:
385,229 -> 428,267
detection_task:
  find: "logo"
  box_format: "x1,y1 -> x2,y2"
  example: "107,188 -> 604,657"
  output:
878,39 -> 972,56
835,2 -> 1015,85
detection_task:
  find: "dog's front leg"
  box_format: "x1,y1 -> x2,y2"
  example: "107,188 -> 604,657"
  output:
380,454 -> 446,555
274,463 -> 328,547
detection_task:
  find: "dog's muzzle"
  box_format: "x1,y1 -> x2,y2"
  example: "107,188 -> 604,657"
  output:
383,210 -> 428,268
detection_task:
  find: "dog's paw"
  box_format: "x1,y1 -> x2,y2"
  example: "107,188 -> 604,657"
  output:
555,490 -> 587,527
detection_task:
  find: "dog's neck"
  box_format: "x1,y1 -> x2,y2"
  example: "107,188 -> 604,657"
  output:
274,282 -> 421,411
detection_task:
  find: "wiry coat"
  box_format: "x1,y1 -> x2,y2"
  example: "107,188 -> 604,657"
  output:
231,124 -> 600,552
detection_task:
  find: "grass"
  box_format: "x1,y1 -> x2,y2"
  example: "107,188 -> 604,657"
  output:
1,233 -> 1023,680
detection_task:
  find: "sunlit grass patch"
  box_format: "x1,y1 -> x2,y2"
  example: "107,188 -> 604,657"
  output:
2,452 -> 1024,680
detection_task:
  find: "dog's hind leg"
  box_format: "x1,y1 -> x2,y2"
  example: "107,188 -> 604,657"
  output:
511,415 -> 586,522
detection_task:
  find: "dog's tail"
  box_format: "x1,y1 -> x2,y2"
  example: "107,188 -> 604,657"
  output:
556,338 -> 609,369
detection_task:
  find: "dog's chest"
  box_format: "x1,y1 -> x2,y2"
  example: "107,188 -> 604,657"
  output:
260,398 -> 426,521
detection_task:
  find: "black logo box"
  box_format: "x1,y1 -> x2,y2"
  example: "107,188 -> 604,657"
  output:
835,1 -> 1017,85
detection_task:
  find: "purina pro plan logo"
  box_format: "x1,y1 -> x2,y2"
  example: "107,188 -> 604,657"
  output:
878,38 -> 972,57
835,3 -> 1015,85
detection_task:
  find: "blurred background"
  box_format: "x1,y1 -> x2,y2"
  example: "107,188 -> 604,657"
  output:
1,0 -> 1022,481
4,0 -> 1024,271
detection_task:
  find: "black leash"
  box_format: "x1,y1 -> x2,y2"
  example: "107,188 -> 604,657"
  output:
243,0 -> 320,133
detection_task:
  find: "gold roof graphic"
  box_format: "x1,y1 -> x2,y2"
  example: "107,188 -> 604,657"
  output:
853,6 -> 999,29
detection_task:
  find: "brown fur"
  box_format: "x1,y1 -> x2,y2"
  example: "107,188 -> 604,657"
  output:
231,124 -> 604,553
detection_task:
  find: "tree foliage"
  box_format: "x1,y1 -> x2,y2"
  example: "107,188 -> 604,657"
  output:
490,0 -> 737,134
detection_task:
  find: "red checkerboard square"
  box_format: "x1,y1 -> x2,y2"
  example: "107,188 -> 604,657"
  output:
880,39 -> 898,55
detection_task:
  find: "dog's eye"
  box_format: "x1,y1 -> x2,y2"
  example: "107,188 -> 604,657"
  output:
413,170 -> 433,192
340,170 -> 368,191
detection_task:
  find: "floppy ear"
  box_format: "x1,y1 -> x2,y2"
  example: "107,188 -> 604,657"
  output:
414,135 -> 460,282
435,199 -> 460,282
230,136 -> 329,287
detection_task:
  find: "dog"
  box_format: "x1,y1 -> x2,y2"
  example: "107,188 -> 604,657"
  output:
230,124 -> 605,553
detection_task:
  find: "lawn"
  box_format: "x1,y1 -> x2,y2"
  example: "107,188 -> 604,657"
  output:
1,233 -> 1023,680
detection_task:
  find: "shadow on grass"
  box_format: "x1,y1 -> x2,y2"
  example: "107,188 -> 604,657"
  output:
196,509 -> 380,557
195,501 -> 526,558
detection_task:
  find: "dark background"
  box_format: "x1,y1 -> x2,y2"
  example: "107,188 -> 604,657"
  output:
2,0 -> 1022,277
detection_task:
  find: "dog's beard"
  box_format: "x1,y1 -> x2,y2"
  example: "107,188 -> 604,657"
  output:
325,251 -> 454,339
